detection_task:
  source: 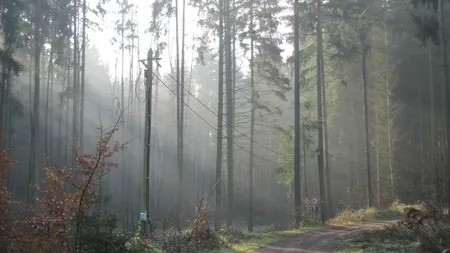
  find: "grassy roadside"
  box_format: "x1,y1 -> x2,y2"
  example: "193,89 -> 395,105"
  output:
209,225 -> 326,253
210,203 -> 417,253
327,204 -> 419,252
334,224 -> 419,253
328,202 -> 421,225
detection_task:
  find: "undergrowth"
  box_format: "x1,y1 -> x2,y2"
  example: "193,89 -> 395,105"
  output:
336,201 -> 450,253
210,224 -> 325,253
329,201 -> 422,225
335,223 -> 418,253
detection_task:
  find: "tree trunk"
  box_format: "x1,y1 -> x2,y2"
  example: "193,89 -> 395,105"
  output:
418,61 -> 425,187
27,0 -> 42,206
317,0 -> 330,218
231,0 -> 237,227
302,123 -> 308,199
5,68 -> 12,147
428,42 -> 436,197
120,1 -> 127,227
248,0 -> 255,232
214,0 -> 224,230
315,0 -> 326,222
225,0 -> 234,228
383,12 -> 395,202
72,0 -> 79,165
45,26 -> 55,158
349,101 -> 358,208
64,44 -> 71,166
361,34 -> 373,207
57,54 -> 68,164
293,0 -> 302,224
80,0 -> 87,151
0,65 -> 6,140
375,110 -> 380,206
175,0 -> 182,229
437,0 -> 450,212
178,0 -> 186,224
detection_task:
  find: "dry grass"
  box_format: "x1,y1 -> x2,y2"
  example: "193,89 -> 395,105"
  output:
329,202 -> 423,225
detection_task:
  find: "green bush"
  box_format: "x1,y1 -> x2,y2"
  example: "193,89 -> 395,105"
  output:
217,228 -> 249,245
78,213 -> 159,253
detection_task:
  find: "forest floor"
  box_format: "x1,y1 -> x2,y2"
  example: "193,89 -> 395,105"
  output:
211,220 -> 399,253
213,205 -> 409,252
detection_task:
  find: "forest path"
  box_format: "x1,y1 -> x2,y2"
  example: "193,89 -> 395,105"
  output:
252,220 -> 397,253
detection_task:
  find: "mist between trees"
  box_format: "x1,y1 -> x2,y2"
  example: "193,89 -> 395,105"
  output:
1,0 -> 449,238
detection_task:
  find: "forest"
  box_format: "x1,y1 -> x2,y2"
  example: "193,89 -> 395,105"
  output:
2,0 -> 450,252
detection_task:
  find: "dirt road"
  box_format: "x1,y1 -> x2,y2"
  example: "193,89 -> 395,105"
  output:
253,220 -> 396,253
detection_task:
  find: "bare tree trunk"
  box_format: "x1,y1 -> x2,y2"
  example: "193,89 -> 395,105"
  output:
315,0 -> 326,222
428,42 -> 436,198
225,0 -> 234,228
180,0 -> 186,221
293,0 -> 302,224
361,34 -> 373,207
27,0 -> 42,206
79,0 -> 87,151
175,0 -> 182,229
57,53 -> 68,164
302,123 -> 308,199
429,42 -> 436,164
214,0 -> 224,230
0,65 -> 7,143
231,0 -> 237,226
248,0 -> 254,232
119,0 -> 128,227
375,110 -> 380,206
45,25 -> 55,158
5,68 -> 12,147
418,61 -> 425,187
317,0 -> 330,218
64,44 -> 71,166
383,15 -> 395,201
72,0 -> 79,165
437,0 -> 450,212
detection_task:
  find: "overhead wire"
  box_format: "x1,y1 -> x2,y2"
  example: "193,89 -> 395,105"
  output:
153,74 -> 280,165
164,72 -> 289,158
53,0 -> 358,167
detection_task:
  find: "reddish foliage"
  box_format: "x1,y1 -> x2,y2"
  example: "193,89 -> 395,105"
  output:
24,124 -> 125,253
0,122 -> 125,253
192,196 -> 211,235
0,143 -> 18,251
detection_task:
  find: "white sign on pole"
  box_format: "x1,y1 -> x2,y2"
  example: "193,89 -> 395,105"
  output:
139,212 -> 147,222
311,197 -> 319,206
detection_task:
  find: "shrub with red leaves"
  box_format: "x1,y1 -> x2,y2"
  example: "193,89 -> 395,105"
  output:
23,122 -> 126,253
0,143 -> 18,252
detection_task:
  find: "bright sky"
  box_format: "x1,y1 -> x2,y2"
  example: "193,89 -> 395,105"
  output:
86,0 -> 292,82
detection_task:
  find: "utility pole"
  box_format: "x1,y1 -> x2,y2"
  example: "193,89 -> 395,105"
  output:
140,48 -> 160,236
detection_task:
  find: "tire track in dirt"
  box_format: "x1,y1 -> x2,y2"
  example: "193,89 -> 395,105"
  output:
253,220 -> 397,253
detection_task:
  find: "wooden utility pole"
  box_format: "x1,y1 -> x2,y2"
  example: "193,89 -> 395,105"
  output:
142,49 -> 153,235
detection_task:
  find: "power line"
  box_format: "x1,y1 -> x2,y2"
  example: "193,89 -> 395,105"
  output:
164,72 -> 288,157
154,74 -> 280,165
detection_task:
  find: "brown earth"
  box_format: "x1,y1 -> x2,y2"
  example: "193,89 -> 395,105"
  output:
253,220 -> 397,253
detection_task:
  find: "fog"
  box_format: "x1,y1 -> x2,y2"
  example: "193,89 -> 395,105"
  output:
2,0 -> 450,234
